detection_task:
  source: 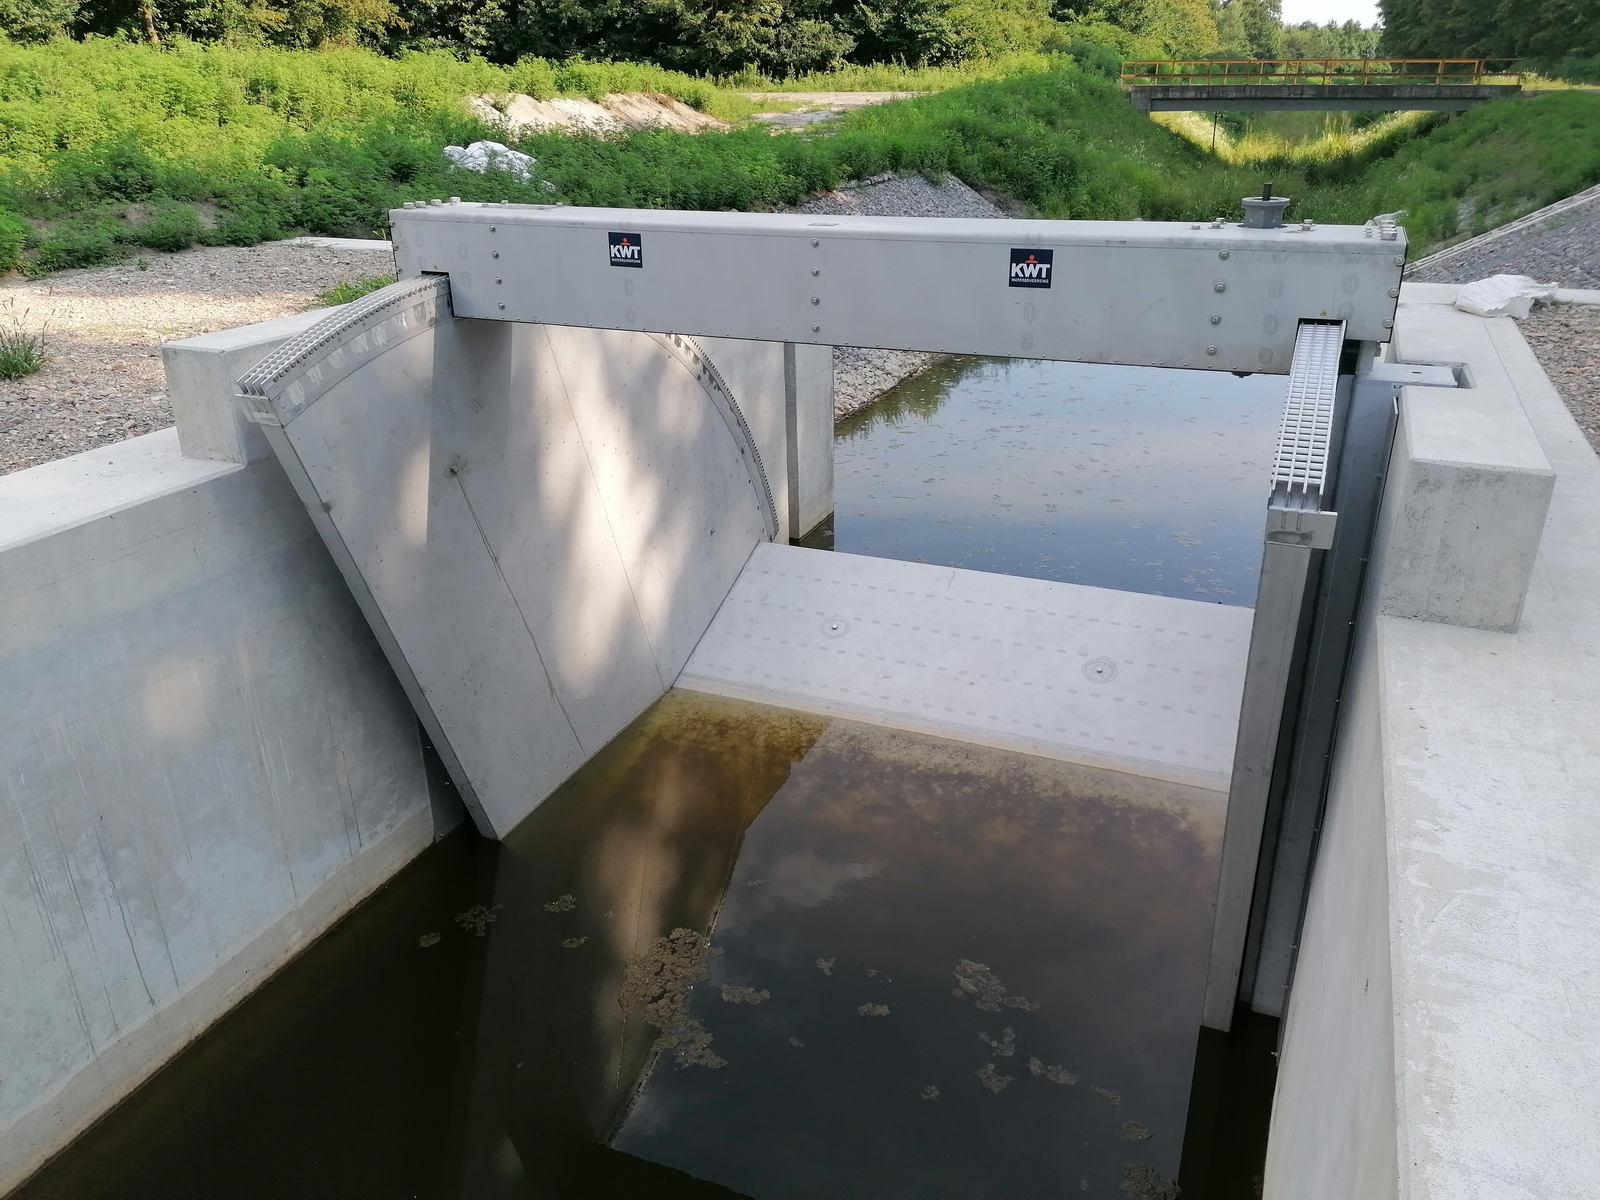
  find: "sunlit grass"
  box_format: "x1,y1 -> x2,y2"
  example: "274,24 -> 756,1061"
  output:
318,275 -> 397,306
1151,109 -> 1431,167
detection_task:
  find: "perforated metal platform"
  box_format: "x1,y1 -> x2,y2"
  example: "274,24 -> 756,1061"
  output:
679,544 -> 1253,791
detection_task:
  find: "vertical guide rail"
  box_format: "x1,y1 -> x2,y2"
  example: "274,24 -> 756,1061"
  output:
1202,320 -> 1345,1031
1242,349 -> 1406,1017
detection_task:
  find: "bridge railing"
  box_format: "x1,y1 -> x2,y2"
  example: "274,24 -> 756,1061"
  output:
1120,59 -> 1489,85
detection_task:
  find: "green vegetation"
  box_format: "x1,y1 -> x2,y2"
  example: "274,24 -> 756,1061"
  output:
0,38 -> 1595,275
319,273 -> 396,304
0,306 -> 47,379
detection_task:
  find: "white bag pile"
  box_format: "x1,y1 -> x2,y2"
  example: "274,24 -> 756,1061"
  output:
442,141 -> 556,192
1454,274 -> 1561,319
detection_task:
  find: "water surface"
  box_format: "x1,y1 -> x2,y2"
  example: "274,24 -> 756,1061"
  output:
20,691 -> 1260,1200
825,358 -> 1285,604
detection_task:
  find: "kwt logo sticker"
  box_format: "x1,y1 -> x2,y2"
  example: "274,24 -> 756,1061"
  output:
1008,248 -> 1054,288
609,232 -> 643,267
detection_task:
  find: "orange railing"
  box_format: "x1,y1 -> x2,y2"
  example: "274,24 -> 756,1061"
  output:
1120,59 -> 1489,85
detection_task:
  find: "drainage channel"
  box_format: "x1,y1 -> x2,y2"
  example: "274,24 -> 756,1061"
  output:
15,358 -> 1282,1200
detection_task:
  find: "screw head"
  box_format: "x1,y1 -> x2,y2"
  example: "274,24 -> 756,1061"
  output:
490,225 -> 496,232
1206,346 -> 1218,355
1210,315 -> 1221,325
811,239 -> 820,247
1394,255 -> 1405,266
811,323 -> 820,332
495,277 -> 502,284
1213,282 -> 1226,293
1219,249 -> 1230,260
811,267 -> 820,276
498,302 -> 506,310
811,296 -> 821,305
493,251 -> 500,258
1382,318 -> 1394,328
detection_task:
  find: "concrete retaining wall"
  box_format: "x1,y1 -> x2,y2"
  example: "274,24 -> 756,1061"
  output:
1265,296 -> 1600,1196
0,423 -> 452,1192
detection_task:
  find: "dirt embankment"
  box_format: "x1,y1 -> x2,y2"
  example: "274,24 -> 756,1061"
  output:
466,92 -> 729,136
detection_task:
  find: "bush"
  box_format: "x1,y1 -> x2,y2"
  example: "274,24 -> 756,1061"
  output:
0,210 -> 28,273
1049,36 -> 1121,78
128,203 -> 204,252
25,220 -> 124,274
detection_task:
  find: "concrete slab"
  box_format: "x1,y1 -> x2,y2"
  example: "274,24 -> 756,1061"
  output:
678,543 -> 1252,792
1399,281 -> 1600,306
0,428 -> 235,552
282,236 -> 395,251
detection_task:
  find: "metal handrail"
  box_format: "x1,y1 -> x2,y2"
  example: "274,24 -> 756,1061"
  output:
1119,58 -> 1489,85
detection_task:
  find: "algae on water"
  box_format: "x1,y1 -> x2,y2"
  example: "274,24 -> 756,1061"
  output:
952,959 -> 1038,1012
621,927 -> 726,1069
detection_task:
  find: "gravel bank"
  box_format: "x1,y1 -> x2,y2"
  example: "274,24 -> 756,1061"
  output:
0,242 -> 393,476
1408,185 -> 1600,289
1522,302 -> 1600,454
788,174 -> 1010,419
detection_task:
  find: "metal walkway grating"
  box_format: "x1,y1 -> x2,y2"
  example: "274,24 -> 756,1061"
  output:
1271,320 -> 1344,509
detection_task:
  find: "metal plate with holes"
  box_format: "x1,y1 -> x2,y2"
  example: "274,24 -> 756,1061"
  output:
680,543 -> 1254,792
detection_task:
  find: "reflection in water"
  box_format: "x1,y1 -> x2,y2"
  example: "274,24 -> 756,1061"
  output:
19,692 -> 1263,1200
829,357 -> 1284,605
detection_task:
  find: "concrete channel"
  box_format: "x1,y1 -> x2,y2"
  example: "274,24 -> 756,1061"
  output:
1,205 -> 1595,1197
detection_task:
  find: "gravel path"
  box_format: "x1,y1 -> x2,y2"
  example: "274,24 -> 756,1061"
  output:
789,174 -> 1010,419
1522,303 -> 1600,454
1408,184 -> 1600,288
0,242 -> 393,475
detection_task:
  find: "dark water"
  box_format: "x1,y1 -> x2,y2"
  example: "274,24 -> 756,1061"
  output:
822,358 -> 1285,605
17,692 -> 1274,1200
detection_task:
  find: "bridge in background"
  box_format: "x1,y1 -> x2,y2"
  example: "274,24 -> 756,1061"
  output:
1122,58 -> 1521,111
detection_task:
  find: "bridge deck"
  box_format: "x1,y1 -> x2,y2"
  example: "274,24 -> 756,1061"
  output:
1129,83 -> 1520,112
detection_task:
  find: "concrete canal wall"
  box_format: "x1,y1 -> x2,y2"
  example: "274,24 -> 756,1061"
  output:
1264,290 -> 1600,1198
0,310 -> 450,1192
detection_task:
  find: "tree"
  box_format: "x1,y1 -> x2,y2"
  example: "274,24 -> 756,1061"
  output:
0,0 -> 82,40
1052,0 -> 1221,56
71,0 -> 400,42
1381,0 -> 1599,60
1280,19 -> 1381,60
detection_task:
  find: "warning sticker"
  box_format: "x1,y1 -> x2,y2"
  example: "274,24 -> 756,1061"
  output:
1008,248 -> 1054,288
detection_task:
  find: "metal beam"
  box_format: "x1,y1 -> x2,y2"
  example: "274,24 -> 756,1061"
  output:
391,205 -> 1404,376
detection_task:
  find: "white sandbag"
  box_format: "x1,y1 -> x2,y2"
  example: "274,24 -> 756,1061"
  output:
1454,274 -> 1560,319
442,140 -> 538,182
